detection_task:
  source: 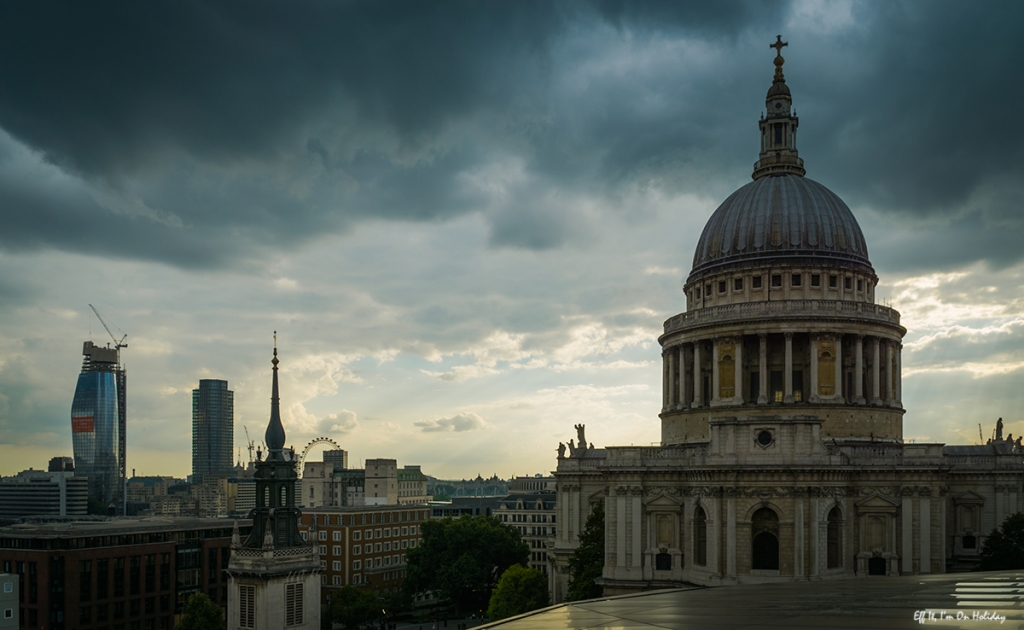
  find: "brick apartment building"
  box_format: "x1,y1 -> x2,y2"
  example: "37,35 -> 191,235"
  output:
0,518 -> 251,630
301,506 -> 428,603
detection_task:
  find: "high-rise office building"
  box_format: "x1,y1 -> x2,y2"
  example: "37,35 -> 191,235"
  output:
71,341 -> 126,510
192,379 -> 234,484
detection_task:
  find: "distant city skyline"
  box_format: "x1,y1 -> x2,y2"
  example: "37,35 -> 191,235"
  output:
1,2 -> 1023,479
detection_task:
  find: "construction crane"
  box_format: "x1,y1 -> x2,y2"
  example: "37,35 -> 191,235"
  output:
89,304 -> 128,350
244,425 -> 256,464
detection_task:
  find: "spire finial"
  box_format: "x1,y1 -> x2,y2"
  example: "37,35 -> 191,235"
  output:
771,35 -> 788,81
265,332 -> 286,454
272,331 -> 278,367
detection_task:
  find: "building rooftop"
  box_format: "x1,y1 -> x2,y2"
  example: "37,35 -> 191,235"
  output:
482,571 -> 1024,629
0,516 -> 251,539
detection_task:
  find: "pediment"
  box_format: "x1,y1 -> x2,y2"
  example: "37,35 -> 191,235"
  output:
953,490 -> 985,505
643,493 -> 683,509
855,494 -> 899,513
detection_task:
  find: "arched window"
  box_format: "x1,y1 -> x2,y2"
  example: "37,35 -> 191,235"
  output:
751,507 -> 779,571
826,507 -> 841,568
694,507 -> 707,566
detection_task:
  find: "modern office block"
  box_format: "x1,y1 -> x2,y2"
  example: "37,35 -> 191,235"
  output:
191,379 -> 234,484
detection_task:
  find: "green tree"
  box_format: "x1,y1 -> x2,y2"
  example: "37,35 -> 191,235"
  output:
486,564 -> 550,621
324,586 -> 382,629
566,500 -> 604,601
978,512 -> 1024,571
403,515 -> 529,614
175,592 -> 225,630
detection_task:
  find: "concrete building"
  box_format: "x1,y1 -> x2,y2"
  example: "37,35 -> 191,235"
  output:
496,493 -> 556,577
0,470 -> 88,519
550,41 -> 1024,602
0,573 -> 16,629
229,477 -> 256,516
364,459 -> 397,506
397,465 -> 431,505
191,379 -> 234,484
226,344 -> 319,630
0,517 -> 248,630
47,457 -> 74,473
323,450 -> 348,471
301,505 -> 429,601
428,497 -> 501,519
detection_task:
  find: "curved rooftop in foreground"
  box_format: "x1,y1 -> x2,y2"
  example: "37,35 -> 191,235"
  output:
481,571 -> 1024,629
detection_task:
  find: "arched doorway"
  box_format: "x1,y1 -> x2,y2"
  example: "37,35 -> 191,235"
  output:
694,506 -> 707,566
826,507 -> 841,568
751,507 -> 779,570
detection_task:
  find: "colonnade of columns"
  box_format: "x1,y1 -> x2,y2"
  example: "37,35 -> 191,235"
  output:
661,332 -> 902,411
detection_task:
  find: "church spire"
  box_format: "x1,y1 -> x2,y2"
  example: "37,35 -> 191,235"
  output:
264,331 -> 286,459
752,35 -> 806,180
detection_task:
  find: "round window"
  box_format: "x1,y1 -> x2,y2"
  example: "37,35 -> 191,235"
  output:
757,430 -> 773,446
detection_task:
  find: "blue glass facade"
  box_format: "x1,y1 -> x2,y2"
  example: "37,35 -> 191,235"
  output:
71,341 -> 125,509
71,371 -> 120,505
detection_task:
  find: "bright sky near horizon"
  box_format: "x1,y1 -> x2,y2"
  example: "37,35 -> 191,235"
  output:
2,1 -> 1024,479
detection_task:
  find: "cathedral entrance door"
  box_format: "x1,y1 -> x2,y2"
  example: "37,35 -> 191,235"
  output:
868,557 -> 886,575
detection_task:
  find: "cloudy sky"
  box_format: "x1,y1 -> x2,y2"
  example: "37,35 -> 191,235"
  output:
1,0 -> 1023,480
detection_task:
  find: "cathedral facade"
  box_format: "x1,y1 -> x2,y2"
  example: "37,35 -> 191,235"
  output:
551,40 -> 1024,600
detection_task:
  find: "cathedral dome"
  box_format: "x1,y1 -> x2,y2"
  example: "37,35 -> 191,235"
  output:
690,174 -> 871,276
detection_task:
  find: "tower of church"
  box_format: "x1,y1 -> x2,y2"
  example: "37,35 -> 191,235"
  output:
227,338 -> 320,630
550,37 -> 1023,602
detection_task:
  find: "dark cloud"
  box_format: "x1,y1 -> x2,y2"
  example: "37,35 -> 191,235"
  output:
0,1 -> 1019,269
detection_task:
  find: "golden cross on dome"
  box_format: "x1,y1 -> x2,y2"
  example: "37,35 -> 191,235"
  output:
771,35 -> 788,58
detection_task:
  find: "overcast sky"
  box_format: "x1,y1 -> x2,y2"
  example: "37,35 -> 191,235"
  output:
1,0 -> 1023,480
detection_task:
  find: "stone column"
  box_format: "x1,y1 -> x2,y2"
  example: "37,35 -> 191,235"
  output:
726,497 -> 736,578
895,344 -> 903,408
854,335 -> 865,404
678,345 -> 687,409
692,342 -> 702,408
784,332 -> 794,404
712,341 -> 721,404
794,500 -> 804,577
809,334 -> 819,403
757,334 -> 768,405
668,349 -> 677,407
884,341 -> 894,405
871,337 -> 882,405
919,496 -> 931,573
901,495 -> 913,574
662,351 -> 669,410
733,336 -> 744,404
834,334 -> 843,402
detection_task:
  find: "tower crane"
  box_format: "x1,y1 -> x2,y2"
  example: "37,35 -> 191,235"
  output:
89,304 -> 128,350
244,425 -> 256,464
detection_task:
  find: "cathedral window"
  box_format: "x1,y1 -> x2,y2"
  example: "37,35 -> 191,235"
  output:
811,274 -> 820,287
285,583 -> 303,626
655,553 -> 672,571
734,278 -> 743,291
845,277 -> 852,290
696,287 -> 701,299
829,275 -> 837,288
774,124 -> 783,145
705,283 -> 712,297
857,279 -> 863,292
752,276 -> 762,289
718,280 -> 726,294
771,274 -> 782,288
791,273 -> 801,287
238,585 -> 255,628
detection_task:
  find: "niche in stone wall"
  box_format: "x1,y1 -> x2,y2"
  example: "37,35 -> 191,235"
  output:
719,343 -> 735,399
818,339 -> 836,396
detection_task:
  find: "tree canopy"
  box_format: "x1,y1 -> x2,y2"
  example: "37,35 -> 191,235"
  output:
486,564 -> 550,621
324,585 -> 383,630
566,500 -> 604,601
403,514 -> 529,614
175,592 -> 225,630
978,512 -> 1024,571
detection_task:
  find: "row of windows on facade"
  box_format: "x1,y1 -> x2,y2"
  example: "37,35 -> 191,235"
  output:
500,513 -> 555,523
309,510 -> 428,526
677,505 -> 842,571
694,273 -> 870,301
312,525 -> 422,542
237,583 -> 304,629
74,594 -> 178,625
323,569 -> 406,587
325,554 -> 406,572
317,539 -> 419,557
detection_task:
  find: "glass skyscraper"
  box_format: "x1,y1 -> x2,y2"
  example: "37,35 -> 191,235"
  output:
192,379 -> 234,483
71,341 -> 126,509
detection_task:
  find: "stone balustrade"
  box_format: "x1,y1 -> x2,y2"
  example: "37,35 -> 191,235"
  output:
664,299 -> 901,335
